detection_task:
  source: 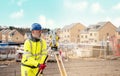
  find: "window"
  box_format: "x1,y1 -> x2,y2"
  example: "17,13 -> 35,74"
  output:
10,32 -> 15,37
81,35 -> 83,38
90,33 -> 92,36
118,32 -> 120,35
78,29 -> 80,32
16,37 -> 18,40
12,33 -> 14,36
85,35 -> 87,38
107,33 -> 109,36
94,33 -> 96,36
95,40 -> 97,42
118,39 -> 120,43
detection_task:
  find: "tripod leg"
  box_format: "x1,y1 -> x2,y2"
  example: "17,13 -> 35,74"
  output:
55,53 -> 67,76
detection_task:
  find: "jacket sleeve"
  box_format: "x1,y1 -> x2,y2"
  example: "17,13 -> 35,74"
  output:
22,40 -> 39,67
39,39 -> 48,64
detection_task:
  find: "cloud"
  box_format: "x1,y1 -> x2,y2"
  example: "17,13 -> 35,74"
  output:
17,0 -> 27,6
105,16 -> 112,21
10,9 -> 24,19
17,1 -> 23,6
64,0 -> 88,11
105,16 -> 120,27
47,19 -> 55,27
112,3 -> 120,10
39,15 -> 46,26
11,0 -> 15,3
39,15 -> 56,29
112,18 -> 120,27
10,0 -> 27,6
91,3 -> 104,13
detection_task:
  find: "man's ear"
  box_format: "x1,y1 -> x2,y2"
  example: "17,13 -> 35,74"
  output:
32,30 -> 35,33
41,30 -> 43,33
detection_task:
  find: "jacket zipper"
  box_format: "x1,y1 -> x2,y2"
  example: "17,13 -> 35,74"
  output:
35,42 -> 37,59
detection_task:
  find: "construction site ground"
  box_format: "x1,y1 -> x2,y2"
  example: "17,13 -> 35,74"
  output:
0,57 -> 120,76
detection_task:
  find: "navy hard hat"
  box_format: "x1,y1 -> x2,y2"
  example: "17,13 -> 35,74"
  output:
31,23 -> 42,31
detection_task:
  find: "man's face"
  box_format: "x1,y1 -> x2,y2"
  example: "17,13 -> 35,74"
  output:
32,30 -> 42,39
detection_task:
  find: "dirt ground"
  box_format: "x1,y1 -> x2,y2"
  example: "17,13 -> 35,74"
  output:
0,58 -> 120,76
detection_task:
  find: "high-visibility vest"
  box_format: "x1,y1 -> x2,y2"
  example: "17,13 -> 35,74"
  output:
21,39 -> 48,67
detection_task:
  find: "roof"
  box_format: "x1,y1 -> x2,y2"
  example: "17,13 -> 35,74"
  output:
62,23 -> 76,30
80,21 -> 110,34
80,28 -> 89,34
62,23 -> 84,30
24,32 -> 31,37
1,29 -> 11,34
97,22 -> 107,26
8,29 -> 17,36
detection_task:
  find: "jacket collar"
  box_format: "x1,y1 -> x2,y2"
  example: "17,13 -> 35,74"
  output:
29,34 -> 41,42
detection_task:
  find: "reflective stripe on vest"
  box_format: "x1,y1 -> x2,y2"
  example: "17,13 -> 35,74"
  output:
23,39 -> 47,60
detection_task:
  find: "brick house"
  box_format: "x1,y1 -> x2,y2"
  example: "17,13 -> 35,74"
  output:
116,26 -> 120,43
8,29 -> 24,43
1,29 -> 11,43
80,21 -> 117,44
60,23 -> 86,43
0,29 -> 24,43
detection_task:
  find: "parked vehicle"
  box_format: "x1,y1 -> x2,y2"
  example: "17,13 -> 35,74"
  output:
0,46 -> 16,61
15,50 -> 24,62
15,45 -> 24,62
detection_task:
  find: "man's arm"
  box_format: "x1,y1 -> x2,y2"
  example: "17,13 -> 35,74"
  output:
39,39 -> 48,64
21,40 -> 39,67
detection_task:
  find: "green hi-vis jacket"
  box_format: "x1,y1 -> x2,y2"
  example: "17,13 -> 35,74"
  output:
21,38 -> 48,68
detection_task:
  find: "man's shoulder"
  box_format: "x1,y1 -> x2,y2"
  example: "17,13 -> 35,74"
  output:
24,39 -> 31,43
41,38 -> 46,42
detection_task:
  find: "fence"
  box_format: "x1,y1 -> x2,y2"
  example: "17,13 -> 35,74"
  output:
60,43 -> 113,58
0,46 -> 16,61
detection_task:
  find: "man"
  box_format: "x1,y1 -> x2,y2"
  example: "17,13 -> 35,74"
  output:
21,23 -> 48,76
49,31 -> 59,51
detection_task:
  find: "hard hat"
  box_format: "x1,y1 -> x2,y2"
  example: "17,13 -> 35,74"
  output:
30,23 -> 42,31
